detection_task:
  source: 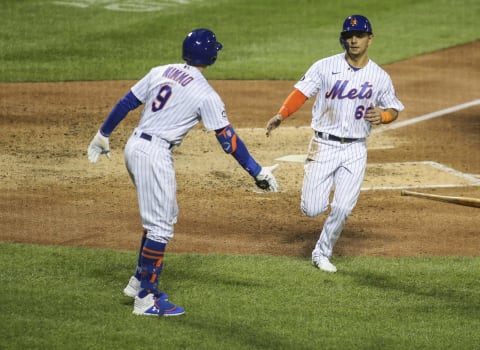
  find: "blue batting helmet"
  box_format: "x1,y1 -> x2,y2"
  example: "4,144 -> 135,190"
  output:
339,15 -> 373,50
182,28 -> 223,66
341,15 -> 373,34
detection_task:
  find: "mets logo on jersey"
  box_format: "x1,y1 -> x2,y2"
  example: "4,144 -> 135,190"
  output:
325,80 -> 373,100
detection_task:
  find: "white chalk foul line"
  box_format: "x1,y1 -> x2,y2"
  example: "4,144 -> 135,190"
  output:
360,183 -> 475,191
237,99 -> 480,137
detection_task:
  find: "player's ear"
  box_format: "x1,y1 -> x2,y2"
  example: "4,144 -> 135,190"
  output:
367,34 -> 374,46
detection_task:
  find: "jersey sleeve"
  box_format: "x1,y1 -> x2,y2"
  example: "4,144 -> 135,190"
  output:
294,61 -> 322,98
377,74 -> 404,112
199,91 -> 230,131
100,91 -> 142,136
130,69 -> 154,103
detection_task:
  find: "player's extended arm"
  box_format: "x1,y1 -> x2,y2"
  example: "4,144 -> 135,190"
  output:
266,89 -> 308,136
215,125 -> 279,192
88,91 -> 142,163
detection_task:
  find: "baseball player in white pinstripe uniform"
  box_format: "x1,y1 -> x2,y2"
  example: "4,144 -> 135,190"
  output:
266,15 -> 404,272
87,28 -> 279,316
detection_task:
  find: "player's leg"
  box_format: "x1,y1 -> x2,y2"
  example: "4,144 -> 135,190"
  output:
301,137 -> 341,272
122,229 -> 147,298
122,136 -> 147,296
123,137 -> 170,299
124,135 -> 183,316
312,142 -> 367,270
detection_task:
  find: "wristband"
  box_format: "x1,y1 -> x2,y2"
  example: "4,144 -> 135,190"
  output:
381,111 -> 394,124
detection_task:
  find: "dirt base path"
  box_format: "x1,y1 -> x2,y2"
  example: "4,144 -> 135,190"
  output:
1,41 -> 479,257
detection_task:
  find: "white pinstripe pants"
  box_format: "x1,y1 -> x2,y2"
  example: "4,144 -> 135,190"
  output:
301,135 -> 367,258
124,130 -> 178,243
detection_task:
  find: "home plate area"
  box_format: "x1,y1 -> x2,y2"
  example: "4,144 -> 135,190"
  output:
274,156 -> 480,191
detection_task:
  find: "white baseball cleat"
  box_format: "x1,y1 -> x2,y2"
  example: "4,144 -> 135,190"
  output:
312,257 -> 337,273
123,276 -> 143,298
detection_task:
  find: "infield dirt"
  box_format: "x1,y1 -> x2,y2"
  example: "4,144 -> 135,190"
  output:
1,41 -> 479,258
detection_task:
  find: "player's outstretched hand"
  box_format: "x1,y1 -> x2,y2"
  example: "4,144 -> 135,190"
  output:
364,103 -> 382,125
88,130 -> 111,163
255,164 -> 279,192
266,114 -> 283,137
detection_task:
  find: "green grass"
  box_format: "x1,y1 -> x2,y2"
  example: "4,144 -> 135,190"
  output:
0,0 -> 478,81
1,243 -> 479,350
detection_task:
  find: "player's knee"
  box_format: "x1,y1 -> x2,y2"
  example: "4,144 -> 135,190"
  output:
301,203 -> 352,218
301,203 -> 328,217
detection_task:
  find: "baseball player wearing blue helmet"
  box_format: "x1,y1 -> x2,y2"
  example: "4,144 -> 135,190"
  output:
88,28 -> 279,317
266,15 -> 404,273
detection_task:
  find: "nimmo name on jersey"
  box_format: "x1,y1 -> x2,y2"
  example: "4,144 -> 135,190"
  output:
162,66 -> 195,87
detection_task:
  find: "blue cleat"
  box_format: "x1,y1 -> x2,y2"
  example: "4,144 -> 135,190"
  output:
133,293 -> 185,317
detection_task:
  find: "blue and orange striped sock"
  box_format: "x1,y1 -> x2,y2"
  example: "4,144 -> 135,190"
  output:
138,238 -> 166,297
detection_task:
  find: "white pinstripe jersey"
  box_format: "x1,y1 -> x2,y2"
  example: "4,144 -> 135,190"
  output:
295,53 -> 404,138
131,63 -> 229,144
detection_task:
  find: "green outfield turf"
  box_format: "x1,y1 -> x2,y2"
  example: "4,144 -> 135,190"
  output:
1,243 -> 479,350
0,0 -> 478,81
